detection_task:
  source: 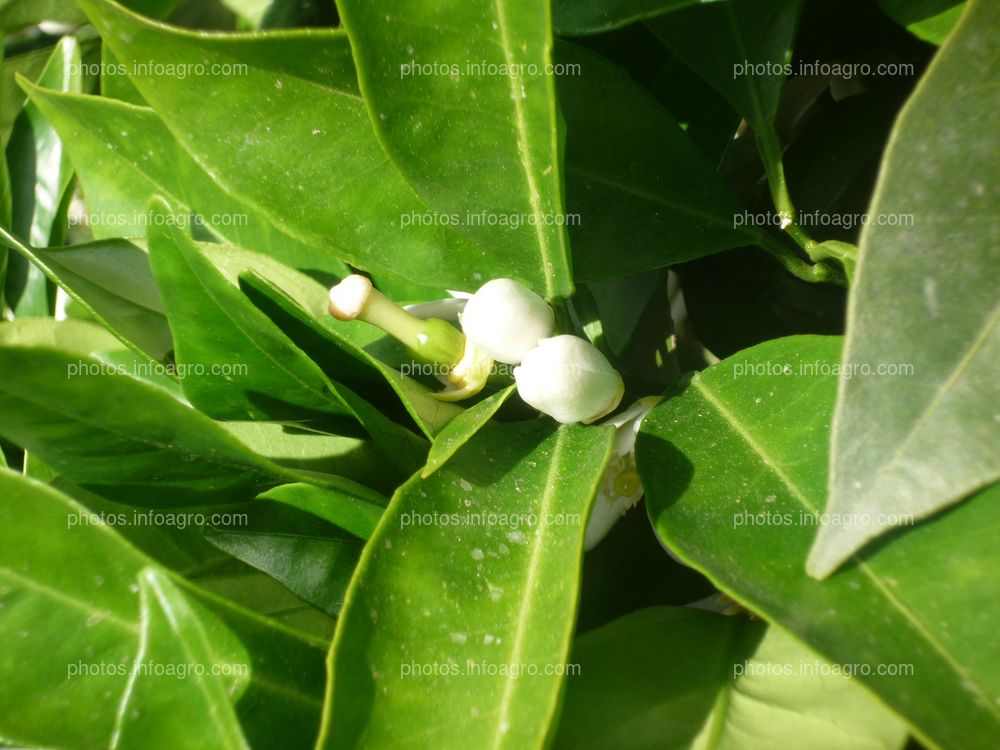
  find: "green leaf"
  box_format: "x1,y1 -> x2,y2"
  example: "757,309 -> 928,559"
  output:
0,468 -> 330,750
146,200 -> 351,421
336,0 -> 573,300
808,0 -> 1000,578
21,83 -> 345,276
258,483 -> 385,540
0,230 -> 173,362
145,200 -> 426,475
112,568 -> 250,750
646,0 -> 803,133
638,335 -> 1000,750
78,0 -> 494,293
239,270 -> 464,439
554,607 -> 906,750
222,422 -> 399,496
556,41 -> 750,280
206,501 -> 364,616
552,0 -> 718,36
0,318 -> 381,506
877,0 -> 965,45
0,471 -> 247,748
4,37 -> 82,317
422,385 -> 516,478
319,419 -> 615,749
0,0 -> 175,31
51,477 -> 339,642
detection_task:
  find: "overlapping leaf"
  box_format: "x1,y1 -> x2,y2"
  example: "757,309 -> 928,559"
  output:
319,419 -> 614,749
337,0 -> 573,299
638,336 -> 1000,750
809,0 -> 1000,577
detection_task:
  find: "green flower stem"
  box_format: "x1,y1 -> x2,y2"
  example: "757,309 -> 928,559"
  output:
329,275 -> 465,366
755,231 -> 846,286
756,128 -> 818,255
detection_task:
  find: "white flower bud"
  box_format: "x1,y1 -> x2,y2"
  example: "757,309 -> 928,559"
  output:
584,397 -> 660,550
514,335 -> 624,424
460,278 -> 554,364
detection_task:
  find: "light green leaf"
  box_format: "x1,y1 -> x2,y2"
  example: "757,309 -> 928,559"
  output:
557,41 -> 750,280
111,568 -> 250,750
554,607 -> 906,750
0,468 -> 329,750
258,483 -> 385,540
145,199 -> 427,475
222,422 -> 399,496
808,0 -> 1000,578
422,385 -> 516,478
0,318 -> 382,506
552,0 -> 719,36
337,0 -> 573,300
877,0 -> 965,45
22,83 -> 345,276
319,419 -> 615,749
638,335 -> 1000,750
0,229 -> 172,362
239,269 -> 464,438
0,471 -> 246,748
78,0 -> 494,293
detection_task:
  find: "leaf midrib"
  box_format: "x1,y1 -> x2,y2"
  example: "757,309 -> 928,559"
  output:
491,0 -> 564,299
491,428 -> 567,749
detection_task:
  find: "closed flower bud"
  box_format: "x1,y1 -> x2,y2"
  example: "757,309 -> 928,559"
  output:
514,335 -> 624,424
460,278 -> 554,364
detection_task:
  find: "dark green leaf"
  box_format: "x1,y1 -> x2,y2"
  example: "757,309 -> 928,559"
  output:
877,0 -> 965,44
0,318 -> 382,506
5,37 -> 82,317
206,501 -> 364,616
557,41 -> 750,279
0,230 -> 172,362
552,0 -> 718,36
639,335 -> 1000,750
145,200 -> 426,475
259,483 -> 385,540
647,0 -> 802,132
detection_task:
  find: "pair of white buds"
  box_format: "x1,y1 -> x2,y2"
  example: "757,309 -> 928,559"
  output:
329,275 -> 652,548
461,279 -> 624,424
329,275 -> 624,424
